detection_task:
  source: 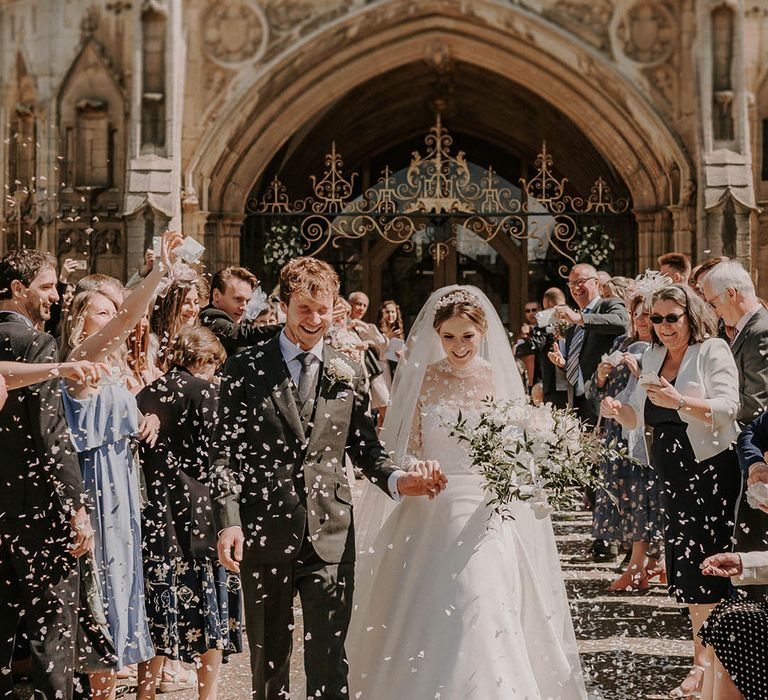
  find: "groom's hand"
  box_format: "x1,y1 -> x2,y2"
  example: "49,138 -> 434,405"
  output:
397,460 -> 447,499
218,526 -> 244,573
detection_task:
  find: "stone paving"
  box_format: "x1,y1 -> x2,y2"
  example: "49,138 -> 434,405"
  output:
112,508 -> 693,700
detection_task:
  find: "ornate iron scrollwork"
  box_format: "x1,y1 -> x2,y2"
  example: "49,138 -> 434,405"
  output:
247,115 -> 630,275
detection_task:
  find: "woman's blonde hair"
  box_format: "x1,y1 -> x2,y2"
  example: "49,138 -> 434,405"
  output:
60,290 -> 115,359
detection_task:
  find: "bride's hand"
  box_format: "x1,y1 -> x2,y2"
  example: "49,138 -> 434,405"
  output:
397,460 -> 447,499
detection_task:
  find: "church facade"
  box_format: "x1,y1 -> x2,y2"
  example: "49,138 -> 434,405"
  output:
1,0 -> 767,323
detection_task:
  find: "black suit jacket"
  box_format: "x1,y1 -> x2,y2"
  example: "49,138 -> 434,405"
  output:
731,306 -> 768,425
564,297 -> 628,387
210,336 -> 396,565
137,366 -> 220,559
199,305 -> 281,356
0,311 -> 85,520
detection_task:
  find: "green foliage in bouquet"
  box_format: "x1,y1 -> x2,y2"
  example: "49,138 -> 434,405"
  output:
449,398 -> 627,520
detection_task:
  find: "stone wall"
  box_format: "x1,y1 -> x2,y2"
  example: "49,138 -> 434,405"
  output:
1,0 -> 766,290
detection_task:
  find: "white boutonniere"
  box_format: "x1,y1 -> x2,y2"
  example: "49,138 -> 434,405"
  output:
326,357 -> 355,386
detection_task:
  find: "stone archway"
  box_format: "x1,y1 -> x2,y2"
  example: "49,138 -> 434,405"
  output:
185,0 -> 693,271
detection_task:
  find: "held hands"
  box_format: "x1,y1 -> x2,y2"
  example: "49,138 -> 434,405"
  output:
137,412 -> 161,448
218,526 -> 244,573
397,460 -> 448,499
701,552 -> 743,578
644,377 -> 682,409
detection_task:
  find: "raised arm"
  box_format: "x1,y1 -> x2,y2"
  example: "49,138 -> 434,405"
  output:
0,359 -> 107,390
67,231 -> 181,363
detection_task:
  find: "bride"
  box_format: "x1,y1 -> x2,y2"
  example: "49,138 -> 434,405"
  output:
347,286 -> 587,700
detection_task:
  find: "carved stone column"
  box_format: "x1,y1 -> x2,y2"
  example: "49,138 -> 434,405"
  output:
634,209 -> 671,271
207,213 -> 245,271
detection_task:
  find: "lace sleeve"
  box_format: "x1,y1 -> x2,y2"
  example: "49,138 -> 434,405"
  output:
405,395 -> 424,469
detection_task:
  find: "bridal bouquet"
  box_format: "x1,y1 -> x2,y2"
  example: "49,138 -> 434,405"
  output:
449,398 -> 620,519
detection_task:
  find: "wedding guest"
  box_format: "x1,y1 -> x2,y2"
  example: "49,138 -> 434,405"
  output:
530,287 -> 568,408
349,292 -> 391,423
376,299 -> 405,378
600,276 -> 631,301
597,270 -> 612,287
587,290 -> 662,591
702,260 -> 768,599
658,252 -> 692,285
200,266 -> 277,355
690,256 -> 729,299
127,312 -> 162,391
327,298 -> 366,364
514,300 -> 541,393
601,284 -> 742,699
150,275 -> 203,370
253,303 -> 279,327
136,326 -> 242,700
74,273 -> 124,307
0,250 -> 93,699
551,263 -> 628,424
60,231 -> 182,698
699,547 -> 768,699
45,257 -> 79,337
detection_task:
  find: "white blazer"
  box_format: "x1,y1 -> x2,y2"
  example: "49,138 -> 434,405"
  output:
734,550 -> 768,586
627,337 -> 740,463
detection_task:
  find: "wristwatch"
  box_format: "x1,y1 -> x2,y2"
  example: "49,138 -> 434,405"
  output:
677,396 -> 686,410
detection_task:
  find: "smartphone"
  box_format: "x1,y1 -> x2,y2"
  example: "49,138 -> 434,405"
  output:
74,260 -> 88,270
639,371 -> 663,387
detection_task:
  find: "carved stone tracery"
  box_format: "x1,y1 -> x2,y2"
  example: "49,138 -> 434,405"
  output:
617,1 -> 676,65
202,0 -> 267,66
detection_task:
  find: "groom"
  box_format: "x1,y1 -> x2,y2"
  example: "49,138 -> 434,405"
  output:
212,257 -> 445,700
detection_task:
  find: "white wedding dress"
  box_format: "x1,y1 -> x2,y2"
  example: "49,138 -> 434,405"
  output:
347,355 -> 587,700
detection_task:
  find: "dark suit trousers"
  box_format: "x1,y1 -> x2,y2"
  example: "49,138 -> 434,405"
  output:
240,536 -> 354,700
0,519 -> 79,699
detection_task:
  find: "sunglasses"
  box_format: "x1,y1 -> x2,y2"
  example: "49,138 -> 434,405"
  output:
524,308 -> 539,314
650,312 -> 687,325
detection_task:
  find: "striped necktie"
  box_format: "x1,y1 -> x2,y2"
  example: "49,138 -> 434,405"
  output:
565,321 -> 586,387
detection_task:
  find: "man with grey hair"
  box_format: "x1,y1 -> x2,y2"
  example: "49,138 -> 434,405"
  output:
702,259 -> 768,598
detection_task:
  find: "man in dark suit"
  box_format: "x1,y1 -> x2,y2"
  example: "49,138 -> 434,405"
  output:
525,288 -> 568,408
554,263 -> 628,424
0,250 -> 93,698
702,260 -> 768,598
199,266 -> 280,355
211,257 -> 445,700
550,264 -> 627,562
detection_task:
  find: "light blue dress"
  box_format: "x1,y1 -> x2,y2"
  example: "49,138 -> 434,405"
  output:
62,381 -> 155,669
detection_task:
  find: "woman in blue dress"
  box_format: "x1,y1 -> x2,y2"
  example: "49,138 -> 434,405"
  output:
586,289 -> 663,591
60,231 -> 181,699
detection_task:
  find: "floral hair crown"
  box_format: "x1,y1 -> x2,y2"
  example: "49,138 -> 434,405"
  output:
435,290 -> 481,311
629,269 -> 672,301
